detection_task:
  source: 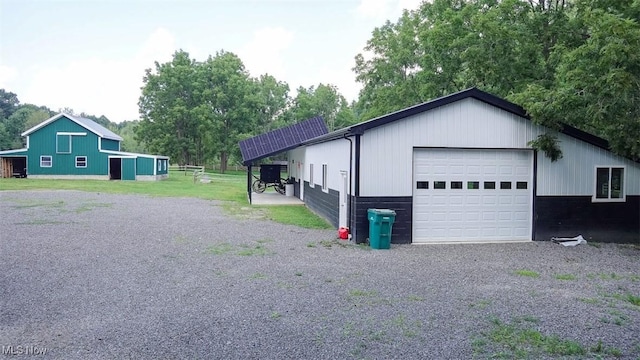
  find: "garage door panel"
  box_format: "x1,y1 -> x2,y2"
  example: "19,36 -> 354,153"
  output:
482,197 -> 497,205
499,165 -> 514,175
413,148 -> 532,243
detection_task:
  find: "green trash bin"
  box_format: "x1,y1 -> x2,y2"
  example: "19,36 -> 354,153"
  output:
368,209 -> 396,249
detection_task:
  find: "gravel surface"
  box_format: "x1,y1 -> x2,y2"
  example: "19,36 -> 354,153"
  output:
0,190 -> 639,359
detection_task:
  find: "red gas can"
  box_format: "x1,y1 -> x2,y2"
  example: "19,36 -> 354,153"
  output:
338,227 -> 349,240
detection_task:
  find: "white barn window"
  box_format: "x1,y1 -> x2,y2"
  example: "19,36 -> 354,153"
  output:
322,164 -> 328,192
75,156 -> 87,168
593,166 -> 625,202
40,156 -> 52,167
309,164 -> 314,187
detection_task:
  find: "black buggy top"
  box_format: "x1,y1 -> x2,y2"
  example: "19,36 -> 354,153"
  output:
259,164 -> 282,184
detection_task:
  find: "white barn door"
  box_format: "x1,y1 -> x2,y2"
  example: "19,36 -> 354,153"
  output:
413,148 -> 533,243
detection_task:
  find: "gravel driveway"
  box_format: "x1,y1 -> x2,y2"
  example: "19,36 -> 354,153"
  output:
1,190 -> 639,359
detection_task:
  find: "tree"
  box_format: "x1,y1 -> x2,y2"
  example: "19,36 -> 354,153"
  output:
198,51 -> 257,172
0,89 -> 19,119
354,10 -> 424,120
117,120 -> 146,153
4,105 -> 52,148
514,6 -> 640,160
252,74 -> 290,132
138,50 -> 201,165
285,84 -> 357,132
354,0 -> 640,159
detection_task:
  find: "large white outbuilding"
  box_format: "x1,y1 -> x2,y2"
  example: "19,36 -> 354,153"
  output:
243,88 -> 640,244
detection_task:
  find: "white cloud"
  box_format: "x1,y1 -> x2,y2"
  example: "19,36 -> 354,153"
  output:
237,27 -> 294,80
0,64 -> 18,89
21,27 -> 177,123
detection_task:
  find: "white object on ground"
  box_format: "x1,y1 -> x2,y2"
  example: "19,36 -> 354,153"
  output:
551,234 -> 587,247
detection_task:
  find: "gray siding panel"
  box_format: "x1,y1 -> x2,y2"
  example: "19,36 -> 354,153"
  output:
359,98 -> 544,196
536,135 -> 640,196
358,97 -> 640,198
304,181 -> 340,227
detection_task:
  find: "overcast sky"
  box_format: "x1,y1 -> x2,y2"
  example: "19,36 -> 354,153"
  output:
0,0 -> 421,123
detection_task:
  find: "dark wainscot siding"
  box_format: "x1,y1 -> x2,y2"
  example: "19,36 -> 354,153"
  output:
535,196 -> 640,244
294,180 -> 301,198
304,181 -> 340,227
352,196 -> 413,244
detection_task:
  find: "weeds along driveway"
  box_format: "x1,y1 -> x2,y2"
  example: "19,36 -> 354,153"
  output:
1,190 -> 639,359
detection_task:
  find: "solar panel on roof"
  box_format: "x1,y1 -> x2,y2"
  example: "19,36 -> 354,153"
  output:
239,116 -> 328,165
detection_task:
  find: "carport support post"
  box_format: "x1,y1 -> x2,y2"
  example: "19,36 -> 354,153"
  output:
247,163 -> 252,204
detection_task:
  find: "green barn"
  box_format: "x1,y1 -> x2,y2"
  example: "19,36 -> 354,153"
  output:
0,113 -> 169,180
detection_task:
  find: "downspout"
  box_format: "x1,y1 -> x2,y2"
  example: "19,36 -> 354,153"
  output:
354,133 -> 362,243
342,134 -> 353,233
247,163 -> 252,204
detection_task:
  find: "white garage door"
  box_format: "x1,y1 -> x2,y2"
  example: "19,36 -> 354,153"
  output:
413,148 -> 533,243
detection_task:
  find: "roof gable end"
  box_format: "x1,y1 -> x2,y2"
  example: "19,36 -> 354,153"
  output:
306,87 -> 624,160
21,113 -> 123,141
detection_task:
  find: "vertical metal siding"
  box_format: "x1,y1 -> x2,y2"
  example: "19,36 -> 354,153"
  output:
101,139 -> 120,151
136,157 -> 155,176
358,97 -> 640,197
288,147 -> 306,180
303,140 -> 351,192
359,98 -> 543,196
537,134 -> 640,196
26,116 -> 108,175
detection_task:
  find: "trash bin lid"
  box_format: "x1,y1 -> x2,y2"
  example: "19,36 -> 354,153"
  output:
368,208 -> 396,216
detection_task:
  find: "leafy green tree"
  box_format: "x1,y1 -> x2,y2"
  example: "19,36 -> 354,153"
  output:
284,84 -> 357,131
354,10 -> 423,120
514,6 -> 640,160
198,51 -> 257,172
252,74 -> 290,132
354,0 -> 639,159
138,50 -> 201,165
117,120 -> 146,153
0,89 -> 19,119
0,122 -> 12,150
4,105 -> 52,148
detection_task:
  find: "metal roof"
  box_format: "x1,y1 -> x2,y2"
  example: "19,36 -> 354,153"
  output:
22,113 -> 123,141
239,116 -> 328,165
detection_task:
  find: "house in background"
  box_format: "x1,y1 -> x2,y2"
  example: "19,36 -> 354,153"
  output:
242,88 -> 639,244
0,113 -> 169,181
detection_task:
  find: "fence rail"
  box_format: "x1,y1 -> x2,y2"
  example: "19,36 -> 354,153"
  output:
169,164 -> 248,173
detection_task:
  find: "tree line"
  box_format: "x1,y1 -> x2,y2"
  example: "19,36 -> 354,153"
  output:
3,0 -> 638,168
136,50 -> 356,171
0,89 -> 143,153
353,0 -> 639,161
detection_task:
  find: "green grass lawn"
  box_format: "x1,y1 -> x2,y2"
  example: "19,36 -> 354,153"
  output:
0,170 -> 332,229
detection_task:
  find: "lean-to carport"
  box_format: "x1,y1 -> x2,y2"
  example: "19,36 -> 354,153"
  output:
238,117 -> 328,204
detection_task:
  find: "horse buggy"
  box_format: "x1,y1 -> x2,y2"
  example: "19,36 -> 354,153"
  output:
251,164 -> 288,194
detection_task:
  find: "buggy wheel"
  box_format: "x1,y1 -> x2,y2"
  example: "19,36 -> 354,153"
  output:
275,180 -> 286,195
252,179 -> 266,193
